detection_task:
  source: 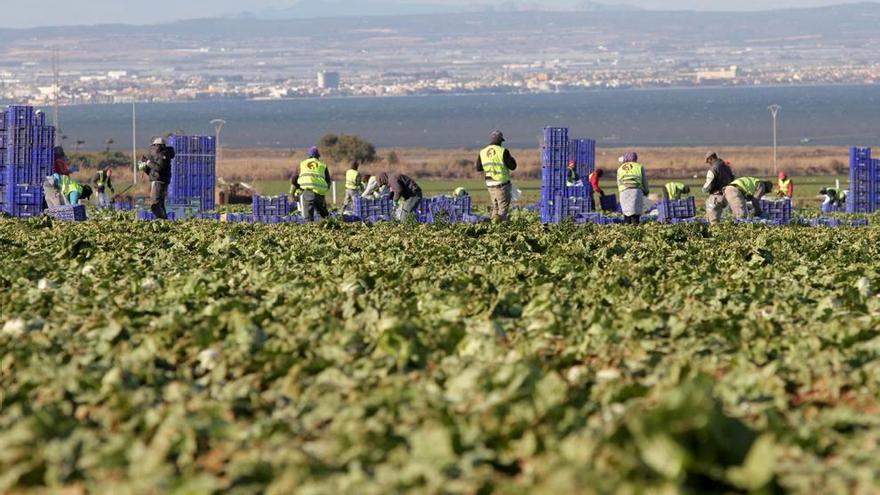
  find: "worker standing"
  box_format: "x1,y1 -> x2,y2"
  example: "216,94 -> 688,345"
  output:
377,172 -> 423,221
566,160 -> 581,187
43,173 -> 93,208
53,146 -> 72,176
703,152 -> 736,224
341,161 -> 362,213
291,147 -> 332,222
662,182 -> 691,201
476,130 -> 517,222
724,177 -> 774,220
777,171 -> 793,199
138,137 -> 175,220
589,168 -> 605,211
95,168 -> 114,208
616,152 -> 649,225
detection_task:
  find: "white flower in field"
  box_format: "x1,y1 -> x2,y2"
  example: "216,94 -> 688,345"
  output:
82,264 -> 95,276
2,318 -> 26,337
566,365 -> 589,383
596,368 -> 622,382
141,278 -> 159,290
37,279 -> 56,291
856,277 -> 873,298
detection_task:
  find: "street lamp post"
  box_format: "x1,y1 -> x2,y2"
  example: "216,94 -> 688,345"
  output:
210,119 -> 226,164
768,104 -> 781,176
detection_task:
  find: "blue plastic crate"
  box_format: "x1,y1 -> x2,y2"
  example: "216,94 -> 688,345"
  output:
4,184 -> 42,206
252,194 -> 292,216
137,210 -> 177,221
600,194 -> 619,212
657,197 -> 697,222
5,202 -> 42,218
542,127 -> 569,149
354,196 -> 394,219
45,204 -> 87,222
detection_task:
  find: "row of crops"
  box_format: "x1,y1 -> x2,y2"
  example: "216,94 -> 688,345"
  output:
1,215 -> 879,493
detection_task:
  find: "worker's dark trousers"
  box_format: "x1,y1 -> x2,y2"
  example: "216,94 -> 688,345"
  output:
397,195 -> 422,221
150,181 -> 169,220
623,215 -> 641,225
302,190 -> 330,222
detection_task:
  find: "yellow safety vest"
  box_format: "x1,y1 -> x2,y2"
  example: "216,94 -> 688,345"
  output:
60,175 -> 83,199
777,178 -> 792,197
479,145 -> 511,185
731,177 -> 759,197
617,162 -> 644,193
298,158 -> 329,195
665,182 -> 686,200
345,169 -> 360,191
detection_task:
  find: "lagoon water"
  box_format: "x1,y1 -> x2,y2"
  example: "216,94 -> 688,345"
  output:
52,84 -> 880,150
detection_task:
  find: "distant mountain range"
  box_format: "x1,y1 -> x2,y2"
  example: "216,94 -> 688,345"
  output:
241,1 -> 641,20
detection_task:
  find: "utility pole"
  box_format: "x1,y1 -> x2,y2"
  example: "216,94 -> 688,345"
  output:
210,119 -> 226,163
52,47 -> 60,140
132,103 -> 138,185
768,104 -> 781,176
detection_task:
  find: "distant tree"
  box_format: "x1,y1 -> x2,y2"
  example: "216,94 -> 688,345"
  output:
387,151 -> 400,165
318,134 -> 378,164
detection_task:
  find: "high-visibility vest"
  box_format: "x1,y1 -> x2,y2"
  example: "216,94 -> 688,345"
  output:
731,177 -> 759,197
60,175 -> 83,200
345,169 -> 360,191
665,182 -> 687,200
778,178 -> 792,197
298,158 -> 329,195
566,167 -> 579,186
96,170 -> 108,187
479,145 -> 511,185
617,162 -> 644,193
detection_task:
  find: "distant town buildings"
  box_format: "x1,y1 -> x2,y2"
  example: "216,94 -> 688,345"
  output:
317,71 -> 340,90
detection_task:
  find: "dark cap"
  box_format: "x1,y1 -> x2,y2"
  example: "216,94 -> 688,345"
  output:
490,130 -> 505,144
705,151 -> 718,162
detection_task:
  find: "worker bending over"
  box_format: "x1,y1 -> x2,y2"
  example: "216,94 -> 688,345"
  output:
43,174 -> 93,208
617,152 -> 649,225
291,147 -> 332,222
724,177 -> 773,220
377,172 -> 423,221
589,168 -> 605,211
819,187 -> 846,209
662,182 -> 690,201
476,130 -> 517,222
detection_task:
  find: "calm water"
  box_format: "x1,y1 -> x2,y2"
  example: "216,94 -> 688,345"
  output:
52,85 -> 880,150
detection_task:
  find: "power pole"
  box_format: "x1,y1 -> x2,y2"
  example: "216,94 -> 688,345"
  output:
210,119 -> 226,163
132,103 -> 138,185
52,47 -> 60,140
768,104 -> 781,177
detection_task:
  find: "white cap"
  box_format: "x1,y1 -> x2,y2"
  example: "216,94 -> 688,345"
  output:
152,137 -> 166,146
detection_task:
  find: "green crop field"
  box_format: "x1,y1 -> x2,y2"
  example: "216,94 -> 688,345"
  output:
2,215 -> 879,494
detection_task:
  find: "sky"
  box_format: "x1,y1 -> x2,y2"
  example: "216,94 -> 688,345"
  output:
0,0 -> 868,28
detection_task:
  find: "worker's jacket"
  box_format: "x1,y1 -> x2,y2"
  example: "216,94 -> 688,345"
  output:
144,147 -> 175,183
58,175 -> 83,204
478,145 -> 512,186
706,159 -> 735,194
617,162 -> 647,194
566,167 -> 579,186
298,158 -> 330,195
664,182 -> 687,200
777,178 -> 792,198
96,170 -> 113,193
345,169 -> 360,191
731,177 -> 761,198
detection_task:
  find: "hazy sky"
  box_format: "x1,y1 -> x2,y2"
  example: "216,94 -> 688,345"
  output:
0,0 -> 867,28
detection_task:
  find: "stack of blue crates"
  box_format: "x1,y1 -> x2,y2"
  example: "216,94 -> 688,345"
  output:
427,195 -> 472,222
167,135 -> 216,212
540,127 -> 594,224
252,195 -> 292,216
657,197 -> 697,223
354,196 -> 394,221
45,205 -> 87,222
847,147 -> 875,213
2,106 -> 55,218
760,198 -> 792,224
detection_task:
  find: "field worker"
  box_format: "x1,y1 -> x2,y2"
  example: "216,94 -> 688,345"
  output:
361,175 -> 389,199
617,151 -> 650,225
53,146 -> 72,175
777,171 -> 793,199
662,182 -> 690,201
589,168 -> 605,210
703,151 -> 736,225
377,172 -> 423,221
341,161 -> 361,213
95,168 -> 114,207
138,137 -> 175,220
453,187 -> 468,198
43,173 -> 93,207
819,187 -> 846,208
566,160 -> 581,187
724,177 -> 773,220
291,147 -> 332,222
476,130 -> 517,222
